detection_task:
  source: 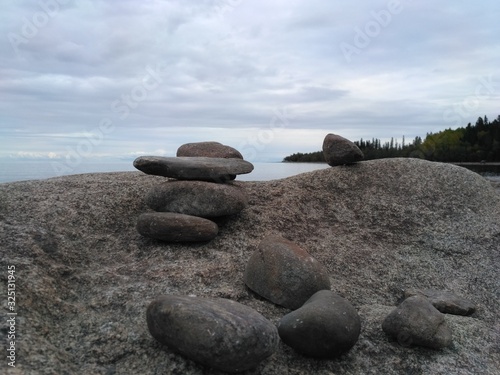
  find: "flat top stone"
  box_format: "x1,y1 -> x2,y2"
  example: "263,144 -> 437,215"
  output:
177,141 -> 243,159
133,156 -> 254,181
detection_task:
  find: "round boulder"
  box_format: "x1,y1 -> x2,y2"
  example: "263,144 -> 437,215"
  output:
322,133 -> 364,166
145,180 -> 248,217
244,235 -> 331,310
278,290 -> 361,358
177,141 -> 243,159
382,295 -> 452,349
147,295 -> 279,373
136,212 -> 218,242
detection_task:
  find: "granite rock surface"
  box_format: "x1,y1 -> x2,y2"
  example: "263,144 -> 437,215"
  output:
1,158 -> 499,374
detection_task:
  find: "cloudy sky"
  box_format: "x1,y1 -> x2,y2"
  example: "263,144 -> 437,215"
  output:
1,0 -> 499,165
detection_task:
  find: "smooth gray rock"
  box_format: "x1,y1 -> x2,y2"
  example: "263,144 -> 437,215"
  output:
244,235 -> 331,310
382,295 -> 452,349
136,212 -> 218,242
145,180 -> 248,217
322,133 -> 364,166
146,295 -> 279,373
177,141 -> 243,159
133,156 -> 254,182
278,290 -> 361,358
404,289 -> 476,316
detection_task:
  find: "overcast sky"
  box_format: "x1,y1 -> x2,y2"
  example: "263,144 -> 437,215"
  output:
1,0 -> 499,164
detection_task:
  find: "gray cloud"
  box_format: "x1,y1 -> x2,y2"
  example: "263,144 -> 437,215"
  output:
0,0 -> 499,162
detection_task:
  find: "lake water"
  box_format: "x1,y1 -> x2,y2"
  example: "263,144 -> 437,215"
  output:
0,160 -> 331,184
1,160 -> 498,184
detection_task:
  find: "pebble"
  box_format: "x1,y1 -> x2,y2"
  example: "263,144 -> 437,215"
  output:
177,141 -> 243,159
146,295 -> 279,373
322,133 -> 364,166
244,235 -> 331,310
136,212 -> 218,242
133,156 -> 254,182
145,180 -> 248,217
278,290 -> 361,358
404,288 -> 476,316
382,295 -> 452,349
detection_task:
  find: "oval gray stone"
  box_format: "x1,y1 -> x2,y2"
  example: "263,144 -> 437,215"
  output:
322,133 -> 364,166
146,295 -> 279,373
382,295 -> 452,349
404,288 -> 476,316
133,156 -> 254,182
177,141 -> 243,159
244,235 -> 331,310
136,212 -> 218,242
278,290 -> 361,358
145,180 -> 248,217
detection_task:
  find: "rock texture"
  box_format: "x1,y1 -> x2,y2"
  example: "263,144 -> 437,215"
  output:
177,141 -> 243,159
145,180 -> 248,217
323,133 -> 364,166
244,235 -> 331,309
278,290 -> 361,358
382,295 -> 453,349
1,158 -> 499,374
133,156 -> 254,182
147,295 -> 278,373
404,288 -> 477,316
136,212 -> 218,242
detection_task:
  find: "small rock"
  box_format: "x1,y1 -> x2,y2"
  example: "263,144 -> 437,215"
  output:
244,235 -> 331,310
404,288 -> 476,316
145,180 -> 248,217
146,295 -> 279,373
136,212 -> 218,242
177,141 -> 243,159
133,156 -> 254,182
322,133 -> 364,166
278,290 -> 361,358
382,295 -> 452,349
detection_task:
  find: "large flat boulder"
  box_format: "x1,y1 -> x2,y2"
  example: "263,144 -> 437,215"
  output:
133,156 -> 254,182
1,158 -> 499,374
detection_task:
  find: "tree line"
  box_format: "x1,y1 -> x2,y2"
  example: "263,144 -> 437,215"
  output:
283,115 -> 500,163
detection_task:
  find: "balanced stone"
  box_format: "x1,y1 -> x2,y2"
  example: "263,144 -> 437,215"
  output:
146,295 -> 279,373
177,141 -> 243,159
322,133 -> 364,166
133,156 -> 254,182
136,212 -> 218,242
278,290 -> 361,358
404,288 -> 476,316
145,180 -> 248,217
382,295 -> 452,349
244,235 -> 331,310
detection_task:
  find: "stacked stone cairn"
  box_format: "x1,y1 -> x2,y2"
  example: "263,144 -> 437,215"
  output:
134,141 -> 253,242
141,136 -> 478,373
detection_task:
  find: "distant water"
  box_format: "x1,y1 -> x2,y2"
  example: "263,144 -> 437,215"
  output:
0,160 -> 330,184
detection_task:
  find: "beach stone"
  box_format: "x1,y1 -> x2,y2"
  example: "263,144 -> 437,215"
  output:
133,156 -> 254,182
244,235 -> 331,310
136,212 -> 218,242
145,180 -> 248,217
177,141 -> 243,159
382,295 -> 452,349
278,290 -> 361,358
146,295 -> 279,373
404,288 -> 476,316
322,133 -> 364,166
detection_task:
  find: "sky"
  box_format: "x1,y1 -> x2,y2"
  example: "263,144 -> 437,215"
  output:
1,0 -> 499,166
